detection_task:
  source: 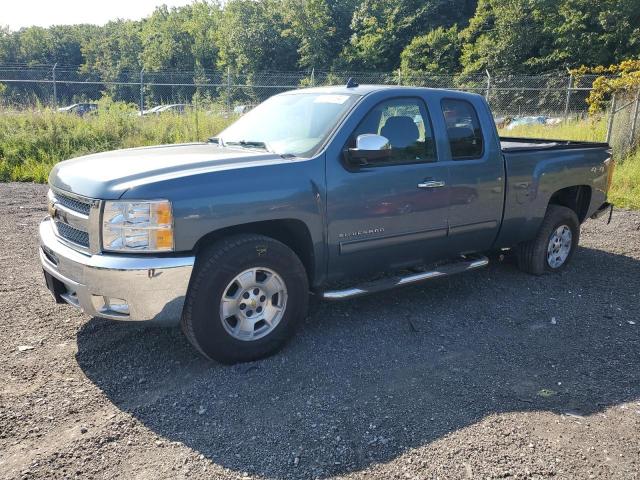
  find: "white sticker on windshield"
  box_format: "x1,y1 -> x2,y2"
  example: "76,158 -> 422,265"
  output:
314,95 -> 350,104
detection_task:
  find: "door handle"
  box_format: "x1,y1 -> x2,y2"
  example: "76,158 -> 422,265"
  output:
417,180 -> 446,189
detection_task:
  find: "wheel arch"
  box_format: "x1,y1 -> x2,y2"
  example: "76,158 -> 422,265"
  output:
192,219 -> 316,284
548,185 -> 592,223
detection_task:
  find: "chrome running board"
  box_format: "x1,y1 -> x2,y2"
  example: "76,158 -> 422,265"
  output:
321,255 -> 489,300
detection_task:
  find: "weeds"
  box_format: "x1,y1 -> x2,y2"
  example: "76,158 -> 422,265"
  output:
1,108 -> 638,209
0,100 -> 233,182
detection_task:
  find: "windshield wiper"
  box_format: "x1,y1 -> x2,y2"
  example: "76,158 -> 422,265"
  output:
207,136 -> 225,146
224,140 -> 271,152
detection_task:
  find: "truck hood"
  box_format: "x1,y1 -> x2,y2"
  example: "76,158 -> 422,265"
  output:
49,143 -> 284,199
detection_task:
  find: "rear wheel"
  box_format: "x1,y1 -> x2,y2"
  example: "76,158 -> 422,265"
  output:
181,234 -> 309,363
516,205 -> 580,275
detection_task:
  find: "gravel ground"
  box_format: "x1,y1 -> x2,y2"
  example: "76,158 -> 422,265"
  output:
1,182 -> 639,480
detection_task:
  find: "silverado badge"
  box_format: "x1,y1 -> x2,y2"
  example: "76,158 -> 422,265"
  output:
338,227 -> 384,239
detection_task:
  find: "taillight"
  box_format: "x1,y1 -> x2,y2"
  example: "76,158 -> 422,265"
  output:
605,155 -> 615,193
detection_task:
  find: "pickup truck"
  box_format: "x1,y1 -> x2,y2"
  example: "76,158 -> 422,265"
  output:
39,84 -> 613,363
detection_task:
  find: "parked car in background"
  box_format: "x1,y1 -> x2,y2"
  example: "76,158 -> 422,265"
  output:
139,104 -> 192,116
505,115 -> 564,130
57,103 -> 98,116
154,104 -> 190,115
233,104 -> 254,115
40,84 -> 613,364
137,105 -> 165,116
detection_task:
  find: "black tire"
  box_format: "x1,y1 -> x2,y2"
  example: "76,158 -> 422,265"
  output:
516,205 -> 580,275
181,234 -> 309,364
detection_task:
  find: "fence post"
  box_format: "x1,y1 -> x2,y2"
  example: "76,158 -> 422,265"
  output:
226,66 -> 231,112
630,89 -> 640,150
139,69 -> 144,116
606,93 -> 617,145
52,62 -> 58,109
564,69 -> 573,122
397,69 -> 402,86
310,68 -> 315,87
485,70 -> 491,102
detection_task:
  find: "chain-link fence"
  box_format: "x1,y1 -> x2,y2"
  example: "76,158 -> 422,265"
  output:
3,63 -> 639,157
606,90 -> 640,160
0,63 -> 612,118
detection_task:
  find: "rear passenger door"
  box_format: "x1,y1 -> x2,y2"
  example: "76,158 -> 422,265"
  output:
440,98 -> 504,253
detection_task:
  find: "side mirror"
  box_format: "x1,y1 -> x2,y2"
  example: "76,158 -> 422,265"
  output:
347,134 -> 391,166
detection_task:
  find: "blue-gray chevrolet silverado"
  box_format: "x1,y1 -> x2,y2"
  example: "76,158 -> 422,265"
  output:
39,84 -> 613,363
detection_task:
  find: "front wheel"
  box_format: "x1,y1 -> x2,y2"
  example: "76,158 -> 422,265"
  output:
181,234 -> 309,363
516,205 -> 580,275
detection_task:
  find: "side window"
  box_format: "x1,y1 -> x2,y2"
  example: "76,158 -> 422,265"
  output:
441,99 -> 484,160
350,97 -> 437,165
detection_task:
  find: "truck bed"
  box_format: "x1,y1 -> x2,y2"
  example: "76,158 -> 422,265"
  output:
496,136 -> 610,249
500,136 -> 609,152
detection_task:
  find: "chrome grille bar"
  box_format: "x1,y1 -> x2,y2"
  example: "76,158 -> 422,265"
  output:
54,221 -> 90,247
48,188 -> 101,254
53,193 -> 91,216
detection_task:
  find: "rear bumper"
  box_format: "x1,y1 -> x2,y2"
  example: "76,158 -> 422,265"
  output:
39,218 -> 194,324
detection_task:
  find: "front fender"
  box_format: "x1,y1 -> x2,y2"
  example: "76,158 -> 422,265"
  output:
121,155 -> 327,282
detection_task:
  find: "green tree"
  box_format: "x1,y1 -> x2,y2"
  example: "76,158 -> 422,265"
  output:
14,25 -> 92,65
82,20 -> 143,73
282,0 -> 335,69
216,0 -> 298,73
459,0 -> 547,74
343,0 -> 477,70
141,5 -> 197,71
187,1 -> 222,70
81,20 -> 143,101
459,0 -> 640,75
0,26 -> 18,63
400,25 -> 461,74
536,0 -> 640,70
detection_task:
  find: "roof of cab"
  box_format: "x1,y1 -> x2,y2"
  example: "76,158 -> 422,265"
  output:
280,84 -> 481,99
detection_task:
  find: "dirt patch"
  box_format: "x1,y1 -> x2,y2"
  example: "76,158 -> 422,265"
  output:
1,182 -> 639,479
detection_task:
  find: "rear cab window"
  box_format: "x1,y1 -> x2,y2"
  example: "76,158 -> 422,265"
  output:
441,99 -> 484,160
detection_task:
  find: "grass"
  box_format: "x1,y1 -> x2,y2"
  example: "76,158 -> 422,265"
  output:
609,149 -> 640,209
1,107 -> 638,209
0,99 -> 234,183
498,116 -> 607,142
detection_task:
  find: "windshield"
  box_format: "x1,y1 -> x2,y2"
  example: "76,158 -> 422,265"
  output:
218,92 -> 359,157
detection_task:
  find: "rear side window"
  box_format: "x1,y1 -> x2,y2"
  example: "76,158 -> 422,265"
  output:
441,99 -> 484,160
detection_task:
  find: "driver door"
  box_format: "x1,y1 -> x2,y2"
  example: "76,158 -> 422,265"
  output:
325,96 -> 450,281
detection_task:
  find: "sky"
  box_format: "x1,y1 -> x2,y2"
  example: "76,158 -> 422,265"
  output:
3,0 -> 196,30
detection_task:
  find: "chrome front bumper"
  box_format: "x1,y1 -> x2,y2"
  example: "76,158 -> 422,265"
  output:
39,218 -> 194,324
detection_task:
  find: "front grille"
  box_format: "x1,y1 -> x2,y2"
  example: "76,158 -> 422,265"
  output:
55,221 -> 90,248
55,192 -> 91,216
49,189 -> 95,252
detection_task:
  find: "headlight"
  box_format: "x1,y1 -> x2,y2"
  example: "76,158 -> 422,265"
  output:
102,200 -> 174,252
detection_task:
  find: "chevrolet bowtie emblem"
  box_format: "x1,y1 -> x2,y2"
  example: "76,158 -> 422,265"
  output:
48,202 -> 57,218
